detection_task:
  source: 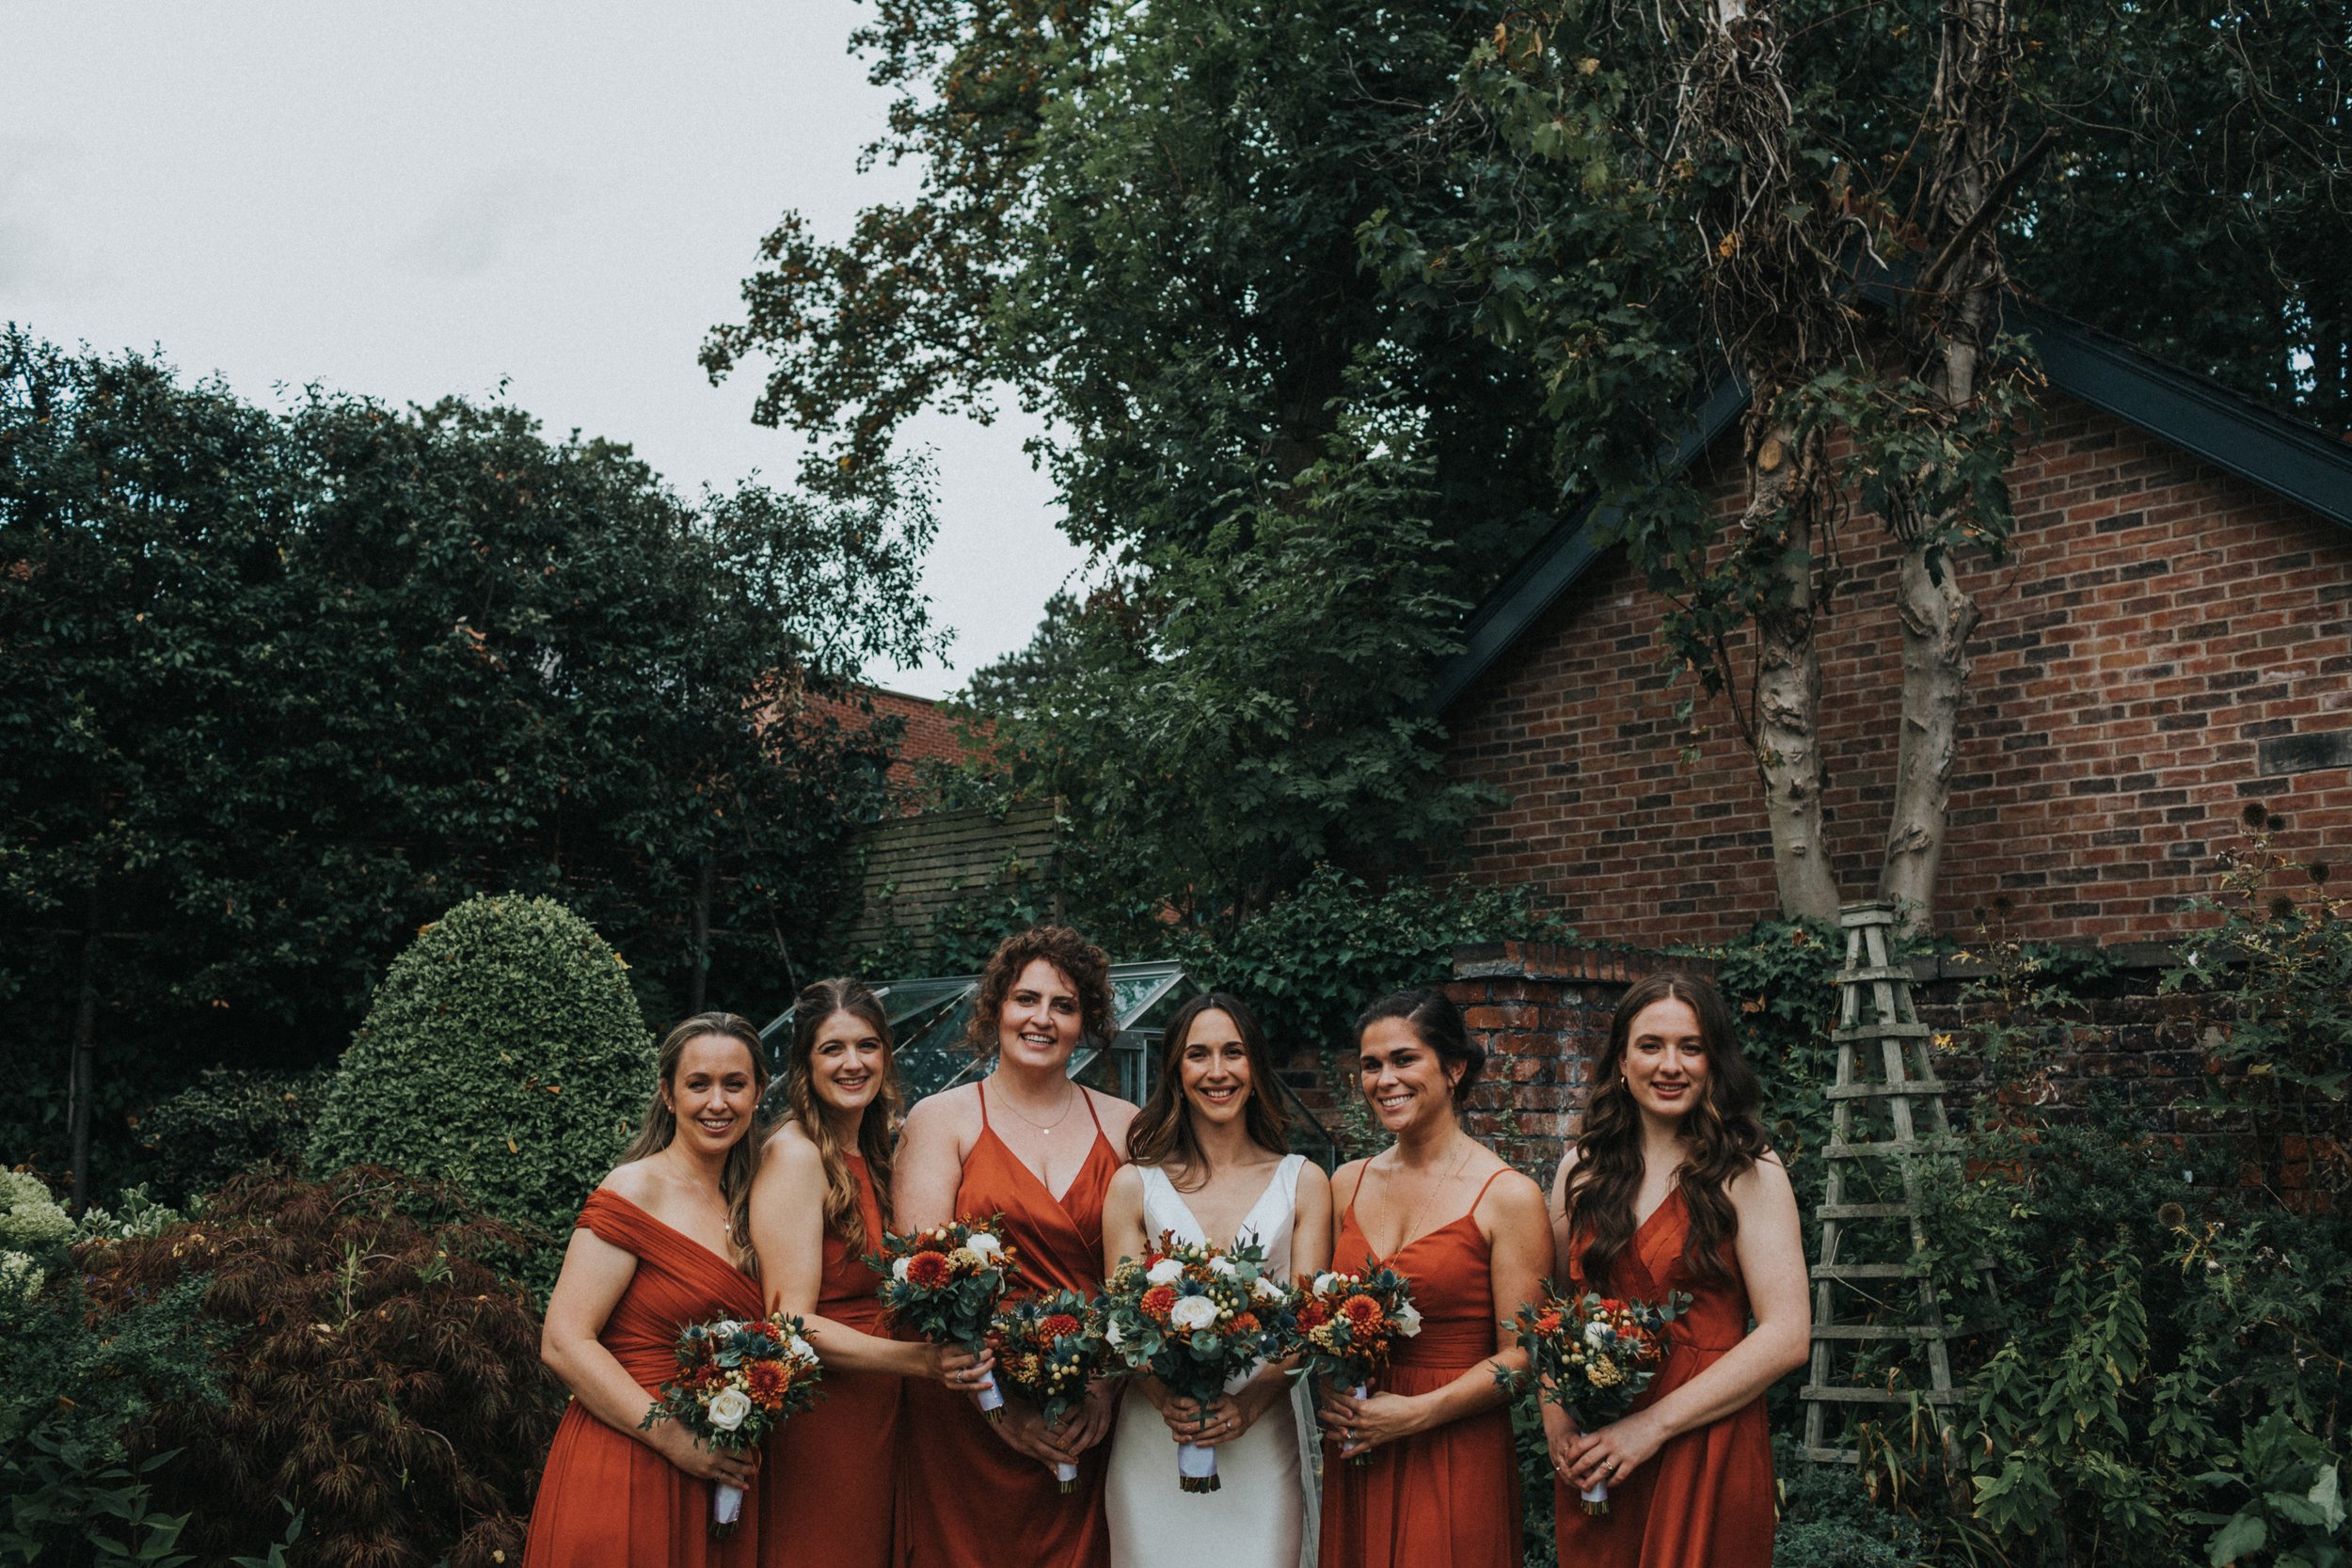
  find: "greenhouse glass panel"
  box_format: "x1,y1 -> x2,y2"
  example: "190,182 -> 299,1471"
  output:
758,961 -> 1338,1168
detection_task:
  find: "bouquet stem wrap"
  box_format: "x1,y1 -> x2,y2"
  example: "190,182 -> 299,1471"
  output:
1176,1441 -> 1219,1493
1580,1478 -> 1611,1515
1348,1383 -> 1372,1468
712,1481 -> 746,1534
975,1367 -> 1006,1419
1055,1460 -> 1081,1494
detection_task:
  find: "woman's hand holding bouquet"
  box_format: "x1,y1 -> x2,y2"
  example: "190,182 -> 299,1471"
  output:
1103,1234 -> 1289,1493
1289,1264 -> 1421,1465
1506,1287 -> 1687,1513
640,1314 -> 824,1537
868,1217 -> 1021,1418
991,1290 -> 1114,1492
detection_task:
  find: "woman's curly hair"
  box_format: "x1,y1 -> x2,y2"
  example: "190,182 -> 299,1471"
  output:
963,925 -> 1118,1056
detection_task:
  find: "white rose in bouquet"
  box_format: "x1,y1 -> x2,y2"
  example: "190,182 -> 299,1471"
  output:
965,1231 -> 1003,1260
1106,1314 -> 1125,1347
706,1386 -> 755,1432
1168,1294 -> 1219,1332
1395,1301 -> 1423,1338
1208,1255 -> 1239,1278
1312,1272 -> 1342,1295
892,1256 -> 913,1281
712,1321 -> 744,1338
1146,1258 -> 1185,1287
1252,1274 -> 1286,1303
1583,1319 -> 1610,1350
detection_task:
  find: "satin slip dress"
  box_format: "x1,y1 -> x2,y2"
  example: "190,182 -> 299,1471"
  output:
898,1081 -> 1122,1568
1105,1154 -> 1319,1568
524,1187 -> 766,1568
1553,1187 -> 1774,1568
762,1152 -> 900,1568
1316,1167 -> 1520,1568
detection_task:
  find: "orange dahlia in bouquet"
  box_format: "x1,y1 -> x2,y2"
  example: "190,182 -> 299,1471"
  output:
1285,1264 -> 1421,1466
1103,1234 -> 1289,1494
1504,1287 -> 1688,1513
640,1313 -> 823,1537
867,1216 -> 1022,1418
992,1289 -> 1113,1492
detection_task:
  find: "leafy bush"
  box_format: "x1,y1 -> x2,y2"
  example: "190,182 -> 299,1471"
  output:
1772,1434 -> 1927,1567
136,1068 -> 327,1203
78,1165 -> 559,1568
308,895 -> 653,1286
1,1174 -> 225,1568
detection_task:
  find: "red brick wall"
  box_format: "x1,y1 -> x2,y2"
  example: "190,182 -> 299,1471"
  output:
1442,392 -> 2352,946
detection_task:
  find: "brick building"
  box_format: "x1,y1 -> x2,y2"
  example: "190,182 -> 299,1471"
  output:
1438,305 -> 2352,949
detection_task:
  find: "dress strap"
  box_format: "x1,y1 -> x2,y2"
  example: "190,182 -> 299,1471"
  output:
1467,1167 -> 1507,1215
1081,1085 -> 1105,1136
977,1078 -> 991,1129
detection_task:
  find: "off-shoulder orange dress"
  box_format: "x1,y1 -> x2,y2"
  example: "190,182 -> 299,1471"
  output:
898,1083 -> 1120,1568
524,1188 -> 766,1568
1553,1188 -> 1774,1567
1317,1168 -> 1520,1568
763,1152 -> 899,1567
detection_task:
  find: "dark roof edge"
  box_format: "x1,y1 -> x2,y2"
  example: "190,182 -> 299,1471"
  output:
1434,309 -> 2352,713
1432,377 -> 1747,712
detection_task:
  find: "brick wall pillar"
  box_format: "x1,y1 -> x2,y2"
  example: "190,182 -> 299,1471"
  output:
1446,942 -> 1721,1174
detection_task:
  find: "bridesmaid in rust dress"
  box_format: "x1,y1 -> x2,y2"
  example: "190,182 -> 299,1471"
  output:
1548,973 -> 1810,1568
749,979 -> 991,1567
1315,990 -> 1552,1568
527,1013 -> 772,1568
894,927 -> 1140,1568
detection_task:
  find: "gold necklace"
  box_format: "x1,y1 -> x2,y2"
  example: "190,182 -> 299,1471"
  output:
1375,1138 -> 1474,1259
996,1079 -> 1079,1136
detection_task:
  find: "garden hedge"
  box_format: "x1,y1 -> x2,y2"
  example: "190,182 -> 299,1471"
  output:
308,895 -> 654,1281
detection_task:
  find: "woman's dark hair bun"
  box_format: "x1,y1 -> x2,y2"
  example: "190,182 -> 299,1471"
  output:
1354,987 -> 1484,1105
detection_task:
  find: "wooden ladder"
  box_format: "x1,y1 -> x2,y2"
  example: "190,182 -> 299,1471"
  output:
1800,901 -> 1968,1465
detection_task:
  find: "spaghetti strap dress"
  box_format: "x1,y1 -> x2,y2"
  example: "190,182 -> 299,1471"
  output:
762,1152 -> 899,1568
1553,1188 -> 1774,1568
1316,1168 -> 1520,1568
898,1082 -> 1122,1568
524,1187 -> 766,1568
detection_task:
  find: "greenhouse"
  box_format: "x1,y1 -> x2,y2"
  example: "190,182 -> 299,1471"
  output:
758,960 -> 1342,1167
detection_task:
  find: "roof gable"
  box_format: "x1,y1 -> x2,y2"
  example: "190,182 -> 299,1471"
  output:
1435,305 -> 2352,711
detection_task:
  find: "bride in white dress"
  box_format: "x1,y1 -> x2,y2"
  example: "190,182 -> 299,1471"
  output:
1102,991 -> 1331,1568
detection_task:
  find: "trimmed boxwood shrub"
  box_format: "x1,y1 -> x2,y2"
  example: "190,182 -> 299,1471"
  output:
308,895 -> 654,1281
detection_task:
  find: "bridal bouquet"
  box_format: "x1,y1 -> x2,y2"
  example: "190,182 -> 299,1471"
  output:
992,1289 -> 1114,1493
1287,1264 -> 1422,1466
1506,1288 -> 1688,1513
868,1217 -> 1022,1418
640,1313 -> 824,1537
1103,1234 -> 1288,1494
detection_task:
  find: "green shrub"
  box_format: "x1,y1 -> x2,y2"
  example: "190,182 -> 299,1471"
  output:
308,895 -> 654,1284
136,1068 -> 327,1203
1772,1435 -> 1926,1567
80,1166 -> 559,1568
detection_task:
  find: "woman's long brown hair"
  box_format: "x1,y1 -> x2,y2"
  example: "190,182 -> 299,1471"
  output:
618,1012 -> 771,1270
1563,972 -> 1768,1288
1124,991 -> 1289,1189
782,977 -> 901,1254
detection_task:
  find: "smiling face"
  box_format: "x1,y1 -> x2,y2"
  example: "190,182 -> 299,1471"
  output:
1620,997 -> 1709,1121
1358,1016 -> 1462,1134
806,1007 -> 888,1120
996,958 -> 1085,1071
660,1033 -> 762,1157
1176,1007 -> 1253,1128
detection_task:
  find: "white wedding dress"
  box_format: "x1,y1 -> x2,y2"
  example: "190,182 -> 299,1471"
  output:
1105,1153 -> 1319,1568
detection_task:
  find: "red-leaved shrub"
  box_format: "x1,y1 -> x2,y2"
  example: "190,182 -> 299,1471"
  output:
79,1165 -> 561,1568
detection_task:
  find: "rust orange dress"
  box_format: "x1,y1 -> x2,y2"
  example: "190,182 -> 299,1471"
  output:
1317,1168 -> 1520,1568
898,1083 -> 1120,1568
763,1153 -> 900,1568
524,1188 -> 766,1568
1554,1188 -> 1774,1568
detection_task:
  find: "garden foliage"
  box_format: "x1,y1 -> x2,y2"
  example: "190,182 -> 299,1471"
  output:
75,1166 -> 560,1568
135,1068 -> 327,1206
308,895 -> 653,1285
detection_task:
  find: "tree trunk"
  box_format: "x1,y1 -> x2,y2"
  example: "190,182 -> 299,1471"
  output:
1749,419 -> 1842,922
68,882 -> 101,1215
689,854 -> 715,1015
1881,549 -> 1981,927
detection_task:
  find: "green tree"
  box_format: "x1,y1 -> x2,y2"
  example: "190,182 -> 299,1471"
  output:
708,0 -> 1562,911
0,332 -> 938,1203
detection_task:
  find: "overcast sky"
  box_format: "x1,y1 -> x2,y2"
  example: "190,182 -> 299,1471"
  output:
1,0 -> 1078,699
